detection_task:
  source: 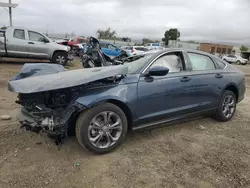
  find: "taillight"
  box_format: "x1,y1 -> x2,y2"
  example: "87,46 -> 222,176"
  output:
131,49 -> 134,53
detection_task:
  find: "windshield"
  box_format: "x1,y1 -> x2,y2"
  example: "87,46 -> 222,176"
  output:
125,54 -> 154,74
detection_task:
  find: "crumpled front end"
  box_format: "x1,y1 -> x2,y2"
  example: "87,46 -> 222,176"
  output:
15,89 -> 85,145
9,63 -> 127,145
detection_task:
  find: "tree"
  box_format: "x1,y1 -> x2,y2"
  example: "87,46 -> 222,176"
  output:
162,28 -> 180,46
142,38 -> 154,45
121,37 -> 131,42
0,26 -> 7,30
240,45 -> 249,52
97,27 -> 116,39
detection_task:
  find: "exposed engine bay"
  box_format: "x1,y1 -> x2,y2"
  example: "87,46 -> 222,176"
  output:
15,77 -> 123,146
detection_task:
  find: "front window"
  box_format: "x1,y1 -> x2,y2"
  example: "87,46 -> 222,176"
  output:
13,29 -> 25,40
126,54 -> 154,74
107,44 -> 117,50
28,31 -> 46,42
150,53 -> 183,73
187,53 -> 215,71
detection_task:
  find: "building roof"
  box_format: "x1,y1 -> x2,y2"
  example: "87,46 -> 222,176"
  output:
200,42 -> 233,48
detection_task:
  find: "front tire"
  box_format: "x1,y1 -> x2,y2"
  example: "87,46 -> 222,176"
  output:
75,103 -> 128,154
214,90 -> 236,122
52,51 -> 68,66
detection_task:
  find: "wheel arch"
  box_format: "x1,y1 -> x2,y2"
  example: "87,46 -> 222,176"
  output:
223,83 -> 239,102
105,99 -> 133,131
76,96 -> 134,131
51,50 -> 67,60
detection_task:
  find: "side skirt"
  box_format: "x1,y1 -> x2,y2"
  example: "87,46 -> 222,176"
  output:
132,108 -> 216,131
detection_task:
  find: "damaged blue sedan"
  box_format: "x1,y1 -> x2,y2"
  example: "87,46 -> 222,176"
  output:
8,49 -> 245,154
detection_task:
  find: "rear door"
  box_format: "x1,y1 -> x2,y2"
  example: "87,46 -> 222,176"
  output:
6,28 -> 28,58
26,30 -> 50,59
134,47 -> 145,55
183,51 -> 224,110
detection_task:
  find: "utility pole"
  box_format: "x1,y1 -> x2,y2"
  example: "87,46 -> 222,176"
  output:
9,0 -> 12,26
0,1 -> 19,27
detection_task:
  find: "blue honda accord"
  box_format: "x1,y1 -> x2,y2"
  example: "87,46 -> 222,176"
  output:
9,49 -> 245,154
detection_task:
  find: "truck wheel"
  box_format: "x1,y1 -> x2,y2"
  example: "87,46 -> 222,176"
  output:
52,52 -> 68,66
75,102 -> 128,154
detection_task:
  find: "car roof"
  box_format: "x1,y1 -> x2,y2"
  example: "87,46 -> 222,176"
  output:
150,48 -> 214,57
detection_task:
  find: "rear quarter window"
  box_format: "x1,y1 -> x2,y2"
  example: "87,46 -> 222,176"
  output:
214,57 -> 227,69
187,53 -> 216,71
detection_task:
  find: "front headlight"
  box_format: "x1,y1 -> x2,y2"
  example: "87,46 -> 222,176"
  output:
66,46 -> 71,51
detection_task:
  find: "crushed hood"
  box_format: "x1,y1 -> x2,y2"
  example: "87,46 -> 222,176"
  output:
8,63 -> 128,94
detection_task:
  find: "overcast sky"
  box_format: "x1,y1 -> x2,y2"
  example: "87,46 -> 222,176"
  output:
0,0 -> 250,45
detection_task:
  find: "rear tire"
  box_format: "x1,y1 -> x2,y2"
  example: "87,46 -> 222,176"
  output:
52,51 -> 68,66
214,90 -> 236,122
75,102 -> 128,154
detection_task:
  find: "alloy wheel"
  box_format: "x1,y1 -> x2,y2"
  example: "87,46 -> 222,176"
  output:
56,56 -> 65,65
88,111 -> 123,149
222,95 -> 236,118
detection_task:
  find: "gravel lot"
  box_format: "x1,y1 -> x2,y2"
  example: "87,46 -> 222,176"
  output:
0,61 -> 250,188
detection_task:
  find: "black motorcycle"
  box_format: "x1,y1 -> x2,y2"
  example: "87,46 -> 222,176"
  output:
80,37 -> 123,68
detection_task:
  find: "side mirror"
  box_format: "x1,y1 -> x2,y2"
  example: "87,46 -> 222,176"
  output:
148,66 -> 169,76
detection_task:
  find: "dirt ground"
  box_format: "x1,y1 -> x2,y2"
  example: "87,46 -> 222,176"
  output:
1,61 -> 250,188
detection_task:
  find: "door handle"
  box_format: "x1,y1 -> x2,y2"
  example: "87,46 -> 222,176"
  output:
215,73 -> 223,78
28,42 -> 34,44
180,76 -> 191,82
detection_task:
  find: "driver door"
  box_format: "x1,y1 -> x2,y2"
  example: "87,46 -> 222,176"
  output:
26,30 -> 50,59
134,51 -> 202,127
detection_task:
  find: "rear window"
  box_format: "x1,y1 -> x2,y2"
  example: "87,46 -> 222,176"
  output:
152,43 -> 159,46
126,47 -> 133,50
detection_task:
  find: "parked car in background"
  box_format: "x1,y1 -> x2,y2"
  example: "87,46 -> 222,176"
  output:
0,27 -> 71,65
145,43 -> 160,50
223,54 -> 248,65
124,46 -> 150,56
99,42 -> 128,58
9,49 -> 245,154
70,43 -> 86,56
68,37 -> 87,47
56,39 -> 70,46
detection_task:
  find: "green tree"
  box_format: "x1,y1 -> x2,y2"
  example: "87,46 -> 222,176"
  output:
162,28 -> 180,46
97,27 -> 116,39
142,38 -> 154,45
240,45 -> 249,52
0,26 -> 7,30
121,37 -> 131,42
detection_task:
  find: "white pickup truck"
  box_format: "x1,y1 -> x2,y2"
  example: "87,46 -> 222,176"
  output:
0,27 -> 70,65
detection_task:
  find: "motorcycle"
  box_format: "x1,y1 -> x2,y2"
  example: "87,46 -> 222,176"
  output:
80,37 -> 123,68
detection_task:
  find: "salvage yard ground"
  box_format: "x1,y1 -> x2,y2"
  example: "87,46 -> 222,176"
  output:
1,61 -> 250,188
